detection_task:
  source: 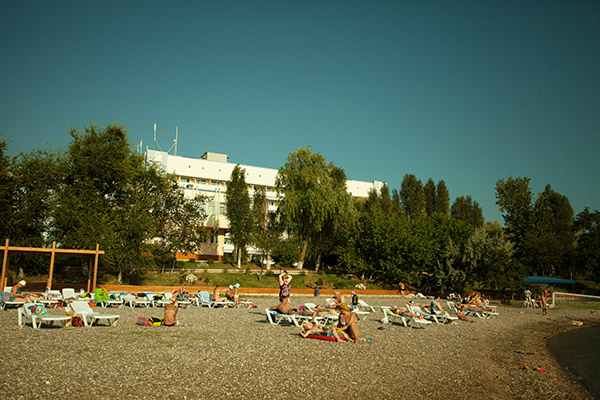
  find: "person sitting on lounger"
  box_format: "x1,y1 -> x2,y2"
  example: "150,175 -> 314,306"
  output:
322,290 -> 345,310
164,297 -> 179,326
213,283 -> 228,303
430,295 -> 450,317
9,281 -> 32,303
177,285 -> 190,300
225,284 -> 251,308
331,303 -> 360,343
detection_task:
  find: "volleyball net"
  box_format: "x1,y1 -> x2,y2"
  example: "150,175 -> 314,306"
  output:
550,292 -> 600,310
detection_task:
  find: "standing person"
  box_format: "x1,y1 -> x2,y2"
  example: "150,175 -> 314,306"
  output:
9,280 -> 32,303
398,282 -> 406,299
278,273 -> 292,303
524,289 -> 533,308
351,291 -> 359,309
164,297 -> 179,326
541,286 -> 552,316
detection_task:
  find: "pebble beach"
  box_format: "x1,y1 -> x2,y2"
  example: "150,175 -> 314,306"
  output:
0,296 -> 598,400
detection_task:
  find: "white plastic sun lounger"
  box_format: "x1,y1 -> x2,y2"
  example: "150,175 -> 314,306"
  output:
18,304 -> 71,329
69,301 -> 120,327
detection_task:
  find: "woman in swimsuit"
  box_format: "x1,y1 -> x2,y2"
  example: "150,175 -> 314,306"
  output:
212,283 -> 228,303
331,303 -> 360,343
9,281 -> 32,303
278,273 -> 292,303
163,297 -> 179,326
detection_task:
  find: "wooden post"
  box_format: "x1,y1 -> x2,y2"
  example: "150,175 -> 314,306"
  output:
1,239 -> 9,291
47,241 -> 56,290
86,256 -> 93,293
92,243 -> 100,292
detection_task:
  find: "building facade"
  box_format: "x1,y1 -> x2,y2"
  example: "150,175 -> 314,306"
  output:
146,149 -> 384,261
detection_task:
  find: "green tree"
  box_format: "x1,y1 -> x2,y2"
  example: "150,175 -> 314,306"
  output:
575,208 -> 600,281
251,187 -> 281,270
53,124 -> 205,280
276,147 -> 348,269
522,185 -> 575,277
225,164 -> 253,268
451,195 -> 484,227
495,176 -> 533,255
435,180 -> 450,217
400,174 -> 425,220
424,178 -> 436,218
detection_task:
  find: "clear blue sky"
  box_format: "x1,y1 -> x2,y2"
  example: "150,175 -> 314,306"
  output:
2,1 -> 599,223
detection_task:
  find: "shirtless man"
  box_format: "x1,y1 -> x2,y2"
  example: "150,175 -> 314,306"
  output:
322,291 -> 345,310
270,297 -> 314,317
398,282 -> 406,299
9,281 -> 32,303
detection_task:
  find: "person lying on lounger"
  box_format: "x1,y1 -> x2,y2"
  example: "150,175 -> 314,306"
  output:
270,297 -> 316,318
456,302 -> 495,314
391,306 -> 417,318
331,303 -> 360,343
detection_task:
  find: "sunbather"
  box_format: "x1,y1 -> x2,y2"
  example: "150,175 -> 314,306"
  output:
331,303 -> 360,343
9,281 -> 32,303
391,306 -> 417,318
430,295 -> 449,317
322,290 -> 345,309
456,302 -> 495,314
524,289 -> 533,308
164,297 -> 179,326
213,284 -> 228,303
226,284 -> 250,308
270,297 -> 315,318
279,273 -> 292,302
300,321 -> 329,337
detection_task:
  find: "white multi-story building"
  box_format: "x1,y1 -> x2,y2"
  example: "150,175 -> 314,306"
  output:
146,149 -> 384,261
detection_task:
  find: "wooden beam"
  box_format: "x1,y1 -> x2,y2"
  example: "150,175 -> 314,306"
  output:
1,239 -> 9,291
86,256 -> 93,293
47,241 -> 56,290
92,243 -> 100,292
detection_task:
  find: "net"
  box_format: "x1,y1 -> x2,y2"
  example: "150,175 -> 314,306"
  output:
551,292 -> 600,310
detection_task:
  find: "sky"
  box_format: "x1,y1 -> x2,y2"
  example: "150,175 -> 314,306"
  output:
1,1 -> 599,223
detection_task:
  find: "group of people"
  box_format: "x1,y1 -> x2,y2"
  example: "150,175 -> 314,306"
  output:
271,273 -> 362,342
524,286 -> 552,315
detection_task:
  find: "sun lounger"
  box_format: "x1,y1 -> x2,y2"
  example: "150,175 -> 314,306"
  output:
18,304 -> 71,329
381,307 -> 431,329
69,301 -> 120,327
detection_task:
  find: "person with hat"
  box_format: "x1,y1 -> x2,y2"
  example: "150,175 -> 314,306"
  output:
225,283 -> 250,308
331,303 -> 360,343
163,296 -> 179,326
9,280 -> 32,303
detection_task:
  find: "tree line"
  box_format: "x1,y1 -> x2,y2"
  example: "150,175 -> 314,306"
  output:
1,126 -> 599,291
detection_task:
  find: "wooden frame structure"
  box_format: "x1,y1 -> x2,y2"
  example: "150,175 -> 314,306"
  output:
0,239 -> 104,292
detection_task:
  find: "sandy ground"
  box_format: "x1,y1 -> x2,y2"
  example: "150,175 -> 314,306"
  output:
0,296 -> 598,400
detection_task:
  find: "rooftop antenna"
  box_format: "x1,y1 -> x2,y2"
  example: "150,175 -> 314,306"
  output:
153,123 -> 163,151
166,125 -> 178,155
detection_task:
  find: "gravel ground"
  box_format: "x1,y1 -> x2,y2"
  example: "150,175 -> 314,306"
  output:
0,296 -> 598,400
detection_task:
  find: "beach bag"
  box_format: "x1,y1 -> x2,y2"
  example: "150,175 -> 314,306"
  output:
71,316 -> 84,327
148,317 -> 162,326
136,317 -> 150,326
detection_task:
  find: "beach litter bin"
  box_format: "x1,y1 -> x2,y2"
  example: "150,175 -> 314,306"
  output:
314,288 -> 320,296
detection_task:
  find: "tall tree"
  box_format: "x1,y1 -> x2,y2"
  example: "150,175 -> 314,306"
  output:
575,208 -> 600,281
522,184 -> 575,277
435,180 -> 450,217
400,174 -> 425,220
423,178 -> 436,218
495,176 -> 533,255
251,187 -> 280,270
225,164 -> 252,268
451,196 -> 484,227
276,147 -> 348,269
